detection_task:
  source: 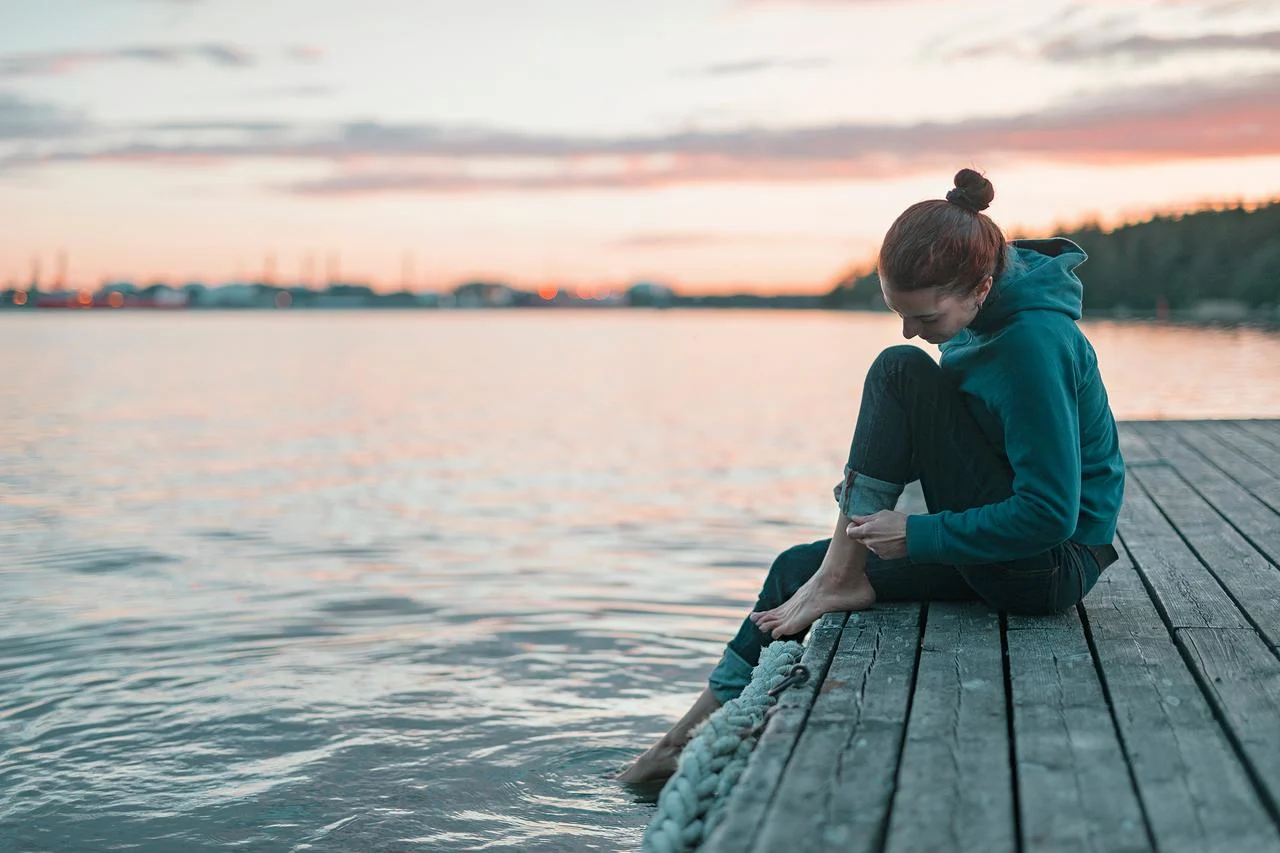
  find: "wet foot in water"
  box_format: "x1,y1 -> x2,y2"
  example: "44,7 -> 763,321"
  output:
618,687 -> 721,790
617,738 -> 681,788
750,569 -> 876,639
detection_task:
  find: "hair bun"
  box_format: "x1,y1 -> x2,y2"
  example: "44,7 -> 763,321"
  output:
946,168 -> 994,213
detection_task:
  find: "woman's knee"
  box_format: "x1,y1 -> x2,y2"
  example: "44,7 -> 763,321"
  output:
868,345 -> 936,382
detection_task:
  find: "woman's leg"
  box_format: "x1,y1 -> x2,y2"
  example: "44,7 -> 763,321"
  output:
714,539 -> 975,698
618,536 -> 974,784
617,540 -> 830,785
850,346 -> 1100,615
758,345 -> 1097,628
620,346 -> 1092,784
616,686 -> 721,786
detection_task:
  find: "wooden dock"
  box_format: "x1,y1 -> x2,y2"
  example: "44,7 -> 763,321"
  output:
703,420 -> 1280,853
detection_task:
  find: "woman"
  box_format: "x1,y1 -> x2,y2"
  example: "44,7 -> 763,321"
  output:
619,168 -> 1125,786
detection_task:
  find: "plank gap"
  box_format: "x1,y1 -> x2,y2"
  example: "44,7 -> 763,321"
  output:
999,611 -> 1024,853
1076,600 -> 1159,851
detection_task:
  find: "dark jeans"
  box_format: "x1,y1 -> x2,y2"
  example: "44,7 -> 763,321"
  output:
708,346 -> 1111,703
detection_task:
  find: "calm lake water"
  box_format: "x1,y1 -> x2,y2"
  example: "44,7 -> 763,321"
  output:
2,311 -> 1279,852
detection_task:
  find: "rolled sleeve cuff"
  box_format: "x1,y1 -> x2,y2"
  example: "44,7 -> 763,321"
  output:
707,645 -> 754,705
834,465 -> 905,518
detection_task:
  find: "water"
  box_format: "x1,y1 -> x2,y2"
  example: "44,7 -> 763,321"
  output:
2,311 -> 1278,852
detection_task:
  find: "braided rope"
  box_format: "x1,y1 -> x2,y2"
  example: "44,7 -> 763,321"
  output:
641,640 -> 805,853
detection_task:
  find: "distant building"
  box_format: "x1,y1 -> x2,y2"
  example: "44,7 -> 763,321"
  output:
204,283 -> 265,307
453,281 -> 518,308
181,282 -> 208,306
141,283 -> 188,307
314,283 -> 374,308
626,281 -> 675,307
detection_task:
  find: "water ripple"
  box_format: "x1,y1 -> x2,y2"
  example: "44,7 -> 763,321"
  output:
2,313 -> 1278,850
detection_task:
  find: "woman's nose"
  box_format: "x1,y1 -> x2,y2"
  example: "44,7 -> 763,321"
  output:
901,320 -> 918,339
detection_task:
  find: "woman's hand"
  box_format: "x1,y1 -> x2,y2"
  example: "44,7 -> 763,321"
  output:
847,511 -> 909,559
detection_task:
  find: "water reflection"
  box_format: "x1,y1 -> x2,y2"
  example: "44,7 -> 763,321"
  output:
0,312 -> 1277,851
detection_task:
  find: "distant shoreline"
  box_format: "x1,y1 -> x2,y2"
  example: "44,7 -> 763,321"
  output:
2,301 -> 1276,331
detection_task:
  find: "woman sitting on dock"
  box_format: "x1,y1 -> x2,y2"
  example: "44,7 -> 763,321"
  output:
620,168 -> 1125,786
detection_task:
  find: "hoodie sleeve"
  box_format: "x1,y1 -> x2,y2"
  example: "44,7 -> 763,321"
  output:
905,321 -> 1081,564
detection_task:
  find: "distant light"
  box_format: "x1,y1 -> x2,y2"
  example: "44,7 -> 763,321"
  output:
275,291 -> 292,308
107,291 -> 124,308
538,284 -> 558,301
13,291 -> 27,306
77,289 -> 92,307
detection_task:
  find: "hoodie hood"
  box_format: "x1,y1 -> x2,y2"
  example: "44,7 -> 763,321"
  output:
966,238 -> 1087,334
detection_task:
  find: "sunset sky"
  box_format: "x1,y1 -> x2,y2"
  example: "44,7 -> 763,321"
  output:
3,0 -> 1280,294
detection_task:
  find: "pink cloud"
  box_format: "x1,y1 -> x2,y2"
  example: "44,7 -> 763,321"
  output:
7,72 -> 1278,195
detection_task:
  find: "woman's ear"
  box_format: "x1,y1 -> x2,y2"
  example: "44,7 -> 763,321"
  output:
975,275 -> 993,307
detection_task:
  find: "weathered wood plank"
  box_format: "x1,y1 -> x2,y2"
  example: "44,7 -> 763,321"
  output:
883,602 -> 1014,853
753,604 -> 921,853
1083,542 -> 1280,851
1233,419 -> 1280,451
1118,422 -> 1162,466
1116,474 -> 1251,631
1177,627 -> 1280,818
1006,608 -> 1150,852
1171,422 -> 1280,514
703,612 -> 847,852
701,612 -> 849,845
1131,422 -> 1280,569
1203,421 -> 1280,478
1130,464 -> 1280,649
711,420 -> 1280,853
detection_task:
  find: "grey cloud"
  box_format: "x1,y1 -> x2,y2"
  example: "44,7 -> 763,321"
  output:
681,56 -> 833,77
0,42 -> 321,78
0,44 -> 255,77
0,93 -> 87,139
1148,0 -> 1275,11
10,71 -> 1279,193
282,72 -> 1280,194
139,119 -> 295,133
244,84 -> 333,99
960,28 -> 1280,63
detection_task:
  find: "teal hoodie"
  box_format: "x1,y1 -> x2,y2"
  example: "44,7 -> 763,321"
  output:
905,238 -> 1125,565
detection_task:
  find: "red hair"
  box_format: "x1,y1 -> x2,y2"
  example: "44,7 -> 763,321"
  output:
878,168 -> 1007,295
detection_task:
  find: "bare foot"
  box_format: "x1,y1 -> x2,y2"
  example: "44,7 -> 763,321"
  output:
750,569 -> 875,639
618,687 -> 721,789
617,736 -> 681,787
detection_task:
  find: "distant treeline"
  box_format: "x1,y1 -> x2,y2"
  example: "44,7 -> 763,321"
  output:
824,200 -> 1280,312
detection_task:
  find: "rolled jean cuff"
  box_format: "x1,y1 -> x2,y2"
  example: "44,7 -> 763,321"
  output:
834,465 -> 904,517
707,645 -> 754,705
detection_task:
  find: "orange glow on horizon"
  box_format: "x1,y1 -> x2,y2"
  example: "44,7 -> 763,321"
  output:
538,284 -> 558,300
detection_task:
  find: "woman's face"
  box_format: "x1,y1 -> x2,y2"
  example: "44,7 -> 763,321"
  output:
880,277 -> 992,345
